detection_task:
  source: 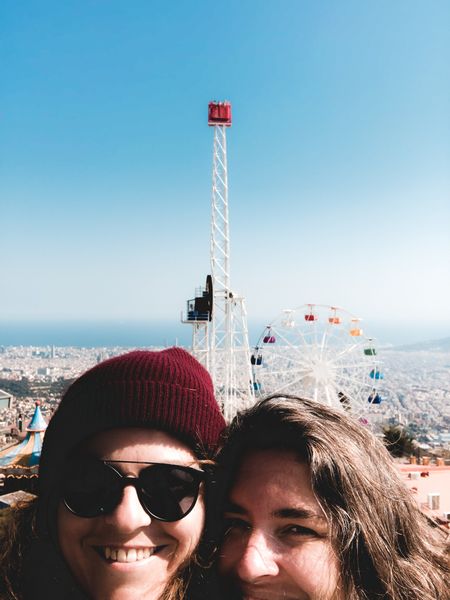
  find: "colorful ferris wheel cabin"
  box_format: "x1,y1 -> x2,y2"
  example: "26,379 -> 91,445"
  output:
368,391 -> 382,404
304,313 -> 318,322
328,316 -> 342,324
350,328 -> 363,336
364,347 -> 377,356
369,368 -> 384,380
251,353 -> 263,365
263,334 -> 276,344
208,101 -> 232,126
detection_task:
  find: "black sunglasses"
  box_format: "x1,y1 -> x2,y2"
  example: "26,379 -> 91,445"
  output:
61,457 -> 205,522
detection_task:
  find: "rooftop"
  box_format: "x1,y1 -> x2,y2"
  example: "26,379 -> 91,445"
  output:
396,462 -> 450,534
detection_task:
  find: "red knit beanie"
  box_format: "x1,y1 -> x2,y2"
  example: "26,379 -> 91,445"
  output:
38,348 -> 225,495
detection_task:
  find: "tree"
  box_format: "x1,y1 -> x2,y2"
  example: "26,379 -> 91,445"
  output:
383,424 -> 415,458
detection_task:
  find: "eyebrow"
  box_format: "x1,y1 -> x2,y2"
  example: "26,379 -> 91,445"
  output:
275,507 -> 325,520
224,502 -> 325,521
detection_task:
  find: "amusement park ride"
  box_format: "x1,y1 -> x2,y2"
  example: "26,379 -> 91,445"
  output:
182,102 -> 255,422
251,304 -> 384,419
183,102 -> 384,422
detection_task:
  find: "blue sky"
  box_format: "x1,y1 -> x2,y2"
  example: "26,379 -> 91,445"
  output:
2,1 -> 449,343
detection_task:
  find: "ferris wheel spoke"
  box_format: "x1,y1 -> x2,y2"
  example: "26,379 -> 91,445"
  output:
267,371 -> 311,395
272,327 -> 309,349
325,384 -> 342,406
263,367 -> 310,379
327,344 -> 364,363
323,383 -> 355,407
262,347 -> 314,367
334,371 -> 372,391
329,355 -> 372,370
332,361 -> 375,371
320,323 -> 332,352
287,320 -> 316,348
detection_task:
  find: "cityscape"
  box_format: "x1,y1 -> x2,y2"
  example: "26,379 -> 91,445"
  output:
1,340 -> 449,453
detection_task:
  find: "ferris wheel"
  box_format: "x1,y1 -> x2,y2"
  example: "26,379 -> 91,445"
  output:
251,304 -> 384,417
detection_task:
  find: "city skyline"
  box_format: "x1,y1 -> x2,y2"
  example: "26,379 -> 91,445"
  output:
2,1 -> 449,342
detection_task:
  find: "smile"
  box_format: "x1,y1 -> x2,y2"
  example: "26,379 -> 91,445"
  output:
98,546 -> 164,562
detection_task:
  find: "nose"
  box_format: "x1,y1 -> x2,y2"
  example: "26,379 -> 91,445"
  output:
104,484 -> 152,531
235,531 -> 280,581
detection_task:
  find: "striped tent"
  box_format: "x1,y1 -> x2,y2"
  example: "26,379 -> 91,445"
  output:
0,402 -> 47,474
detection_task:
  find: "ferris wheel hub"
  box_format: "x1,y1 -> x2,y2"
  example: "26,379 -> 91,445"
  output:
311,359 -> 334,384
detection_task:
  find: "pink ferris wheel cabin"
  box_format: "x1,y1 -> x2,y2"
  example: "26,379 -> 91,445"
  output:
208,101 -> 232,126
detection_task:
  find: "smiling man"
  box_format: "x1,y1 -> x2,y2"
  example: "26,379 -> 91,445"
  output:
57,428 -> 206,600
0,349 -> 226,600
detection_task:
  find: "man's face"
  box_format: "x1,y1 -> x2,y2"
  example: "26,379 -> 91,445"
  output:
57,427 -> 205,600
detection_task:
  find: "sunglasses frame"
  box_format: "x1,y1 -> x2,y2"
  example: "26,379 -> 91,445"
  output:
62,458 -> 206,523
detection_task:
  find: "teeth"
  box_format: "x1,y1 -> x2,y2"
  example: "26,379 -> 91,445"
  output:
117,549 -> 127,562
103,546 -> 155,562
126,548 -> 137,562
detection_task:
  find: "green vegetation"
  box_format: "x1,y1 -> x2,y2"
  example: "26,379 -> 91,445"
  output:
0,378 -> 74,400
383,424 -> 416,457
0,379 -> 32,398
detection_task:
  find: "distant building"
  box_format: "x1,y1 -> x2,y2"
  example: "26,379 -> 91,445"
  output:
0,402 -> 47,494
0,390 -> 13,410
37,367 -> 51,376
397,462 -> 450,534
439,432 -> 450,444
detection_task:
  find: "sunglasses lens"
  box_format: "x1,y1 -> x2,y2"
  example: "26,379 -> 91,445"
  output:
63,458 -> 122,518
139,465 -> 201,521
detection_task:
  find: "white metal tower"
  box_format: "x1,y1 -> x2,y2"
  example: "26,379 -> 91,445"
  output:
182,101 -> 254,421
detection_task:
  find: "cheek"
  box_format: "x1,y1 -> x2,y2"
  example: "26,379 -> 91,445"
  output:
166,496 -> 205,557
217,535 -> 239,575
57,504 -> 90,562
288,542 -> 340,596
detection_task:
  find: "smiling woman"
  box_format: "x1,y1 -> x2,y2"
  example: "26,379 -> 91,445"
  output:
216,395 -> 450,600
0,349 -> 226,600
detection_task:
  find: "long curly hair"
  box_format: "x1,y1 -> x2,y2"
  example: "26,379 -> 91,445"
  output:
0,499 -> 37,599
217,395 -> 450,600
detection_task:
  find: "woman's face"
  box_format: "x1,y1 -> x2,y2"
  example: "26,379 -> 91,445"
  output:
57,427 -> 205,600
219,448 -> 341,600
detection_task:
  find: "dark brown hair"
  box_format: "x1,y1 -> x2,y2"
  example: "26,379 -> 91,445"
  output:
218,395 -> 450,600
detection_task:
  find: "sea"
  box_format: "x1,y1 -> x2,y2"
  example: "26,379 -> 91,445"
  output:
0,319 -> 447,349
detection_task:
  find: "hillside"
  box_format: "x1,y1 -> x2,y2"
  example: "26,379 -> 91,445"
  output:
392,337 -> 450,352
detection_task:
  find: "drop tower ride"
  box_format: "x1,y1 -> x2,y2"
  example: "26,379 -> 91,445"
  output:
182,101 -> 254,421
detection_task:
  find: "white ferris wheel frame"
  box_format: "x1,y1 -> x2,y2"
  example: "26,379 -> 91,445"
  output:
252,304 -> 384,418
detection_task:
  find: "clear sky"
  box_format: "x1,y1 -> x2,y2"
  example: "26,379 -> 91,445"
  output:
2,1 -> 449,343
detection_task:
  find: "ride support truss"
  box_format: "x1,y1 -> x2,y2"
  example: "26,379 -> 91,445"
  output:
209,118 -> 254,421
182,102 -> 255,420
